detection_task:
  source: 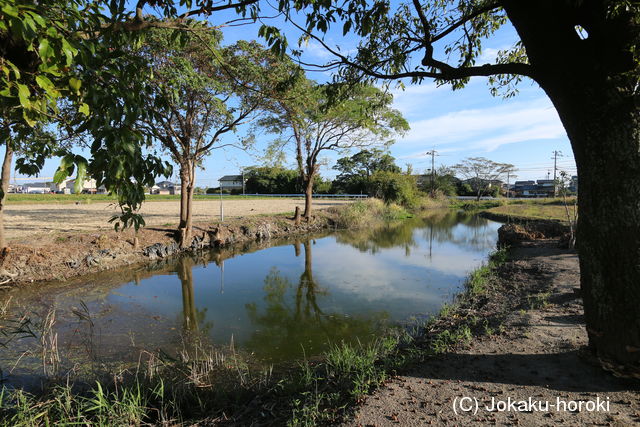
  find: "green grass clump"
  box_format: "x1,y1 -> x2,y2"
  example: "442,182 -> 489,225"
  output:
332,198 -> 412,228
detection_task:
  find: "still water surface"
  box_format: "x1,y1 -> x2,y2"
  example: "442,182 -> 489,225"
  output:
1,211 -> 501,382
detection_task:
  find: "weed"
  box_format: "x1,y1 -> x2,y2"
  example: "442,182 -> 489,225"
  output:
527,292 -> 550,309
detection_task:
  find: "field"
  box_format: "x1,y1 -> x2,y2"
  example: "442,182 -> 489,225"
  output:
5,197 -> 352,241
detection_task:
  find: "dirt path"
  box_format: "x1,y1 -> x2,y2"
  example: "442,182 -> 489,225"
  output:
345,245 -> 640,426
4,199 -> 352,241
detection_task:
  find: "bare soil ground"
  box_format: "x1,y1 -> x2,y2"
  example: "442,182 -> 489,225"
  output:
4,198 -> 351,241
345,244 -> 640,426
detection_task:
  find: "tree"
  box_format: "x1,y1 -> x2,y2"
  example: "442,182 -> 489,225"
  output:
287,0 -> 640,373
245,166 -> 300,194
260,82 -> 408,219
452,157 -> 514,201
368,170 -> 420,207
132,29 -> 287,246
0,1 -> 269,249
428,166 -> 458,196
333,148 -> 400,194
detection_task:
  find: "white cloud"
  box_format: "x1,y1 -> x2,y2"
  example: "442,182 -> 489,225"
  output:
389,84 -> 441,116
396,98 -> 567,157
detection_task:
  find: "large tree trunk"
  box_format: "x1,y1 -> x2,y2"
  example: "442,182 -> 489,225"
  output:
505,1 -> 640,375
0,140 -> 13,250
552,84 -> 640,376
178,160 -> 196,248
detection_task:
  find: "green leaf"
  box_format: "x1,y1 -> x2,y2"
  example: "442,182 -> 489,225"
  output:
38,39 -> 54,60
61,39 -> 78,66
69,77 -> 81,95
53,155 -> 75,184
79,103 -> 90,116
17,84 -> 31,109
1,5 -> 19,18
74,159 -> 87,194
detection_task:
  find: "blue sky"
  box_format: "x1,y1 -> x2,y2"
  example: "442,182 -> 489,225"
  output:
9,6 -> 577,188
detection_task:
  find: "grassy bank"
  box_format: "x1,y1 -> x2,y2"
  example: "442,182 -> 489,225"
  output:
0,242 -> 513,426
451,197 -> 577,223
331,196 -> 450,229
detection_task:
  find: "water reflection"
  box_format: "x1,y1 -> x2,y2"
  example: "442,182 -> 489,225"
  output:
336,210 -> 496,256
0,212 -> 501,369
244,240 -> 386,361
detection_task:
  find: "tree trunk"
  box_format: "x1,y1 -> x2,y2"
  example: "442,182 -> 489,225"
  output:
554,87 -> 640,376
178,160 -> 196,248
177,257 -> 198,332
0,140 -> 13,250
303,175 -> 314,220
503,0 -> 640,375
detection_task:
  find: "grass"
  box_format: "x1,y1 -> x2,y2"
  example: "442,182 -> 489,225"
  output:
449,197 -> 577,223
485,203 -> 570,222
331,198 -> 413,228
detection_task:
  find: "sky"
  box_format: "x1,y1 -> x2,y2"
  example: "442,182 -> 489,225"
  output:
9,4 -> 577,188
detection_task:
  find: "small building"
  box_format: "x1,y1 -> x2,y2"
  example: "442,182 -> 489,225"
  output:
65,178 -> 98,194
219,175 -> 245,192
155,180 -> 181,195
23,182 -> 51,194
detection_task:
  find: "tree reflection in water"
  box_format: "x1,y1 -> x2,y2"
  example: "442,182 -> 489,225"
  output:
176,256 -> 213,335
336,210 -> 497,256
244,239 -> 388,362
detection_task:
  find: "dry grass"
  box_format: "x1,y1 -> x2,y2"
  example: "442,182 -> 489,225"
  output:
486,203 -> 572,222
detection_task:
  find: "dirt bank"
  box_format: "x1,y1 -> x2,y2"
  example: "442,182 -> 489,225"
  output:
4,198 -> 352,241
0,209 -> 341,287
345,230 -> 640,426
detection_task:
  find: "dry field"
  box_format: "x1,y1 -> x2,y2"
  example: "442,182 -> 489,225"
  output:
5,198 -> 352,241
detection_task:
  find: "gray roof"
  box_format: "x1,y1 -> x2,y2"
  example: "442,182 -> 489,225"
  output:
220,175 -> 243,181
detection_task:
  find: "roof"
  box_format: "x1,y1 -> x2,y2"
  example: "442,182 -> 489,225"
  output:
220,175 -> 243,181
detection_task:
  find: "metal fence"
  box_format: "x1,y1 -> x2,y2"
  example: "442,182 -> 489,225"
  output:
207,194 -> 368,199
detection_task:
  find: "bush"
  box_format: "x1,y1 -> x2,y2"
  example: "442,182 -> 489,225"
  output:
367,171 -> 419,208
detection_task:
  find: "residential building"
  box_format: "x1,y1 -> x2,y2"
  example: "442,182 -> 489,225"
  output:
155,180 -> 181,195
536,179 -> 556,197
219,175 -> 245,192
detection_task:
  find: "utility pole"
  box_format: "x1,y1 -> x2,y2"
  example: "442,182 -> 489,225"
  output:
425,149 -> 437,196
219,179 -> 224,221
552,150 -> 563,197
242,169 -> 245,196
506,170 -> 511,199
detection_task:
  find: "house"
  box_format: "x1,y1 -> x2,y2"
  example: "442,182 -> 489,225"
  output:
536,179 -> 556,197
219,175 -> 245,192
155,180 -> 181,195
65,178 -> 98,194
513,180 -> 538,197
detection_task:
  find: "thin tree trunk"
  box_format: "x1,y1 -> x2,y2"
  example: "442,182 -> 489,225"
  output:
0,139 -> 13,250
177,257 -> 198,332
178,160 -> 195,248
303,175 -> 314,219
